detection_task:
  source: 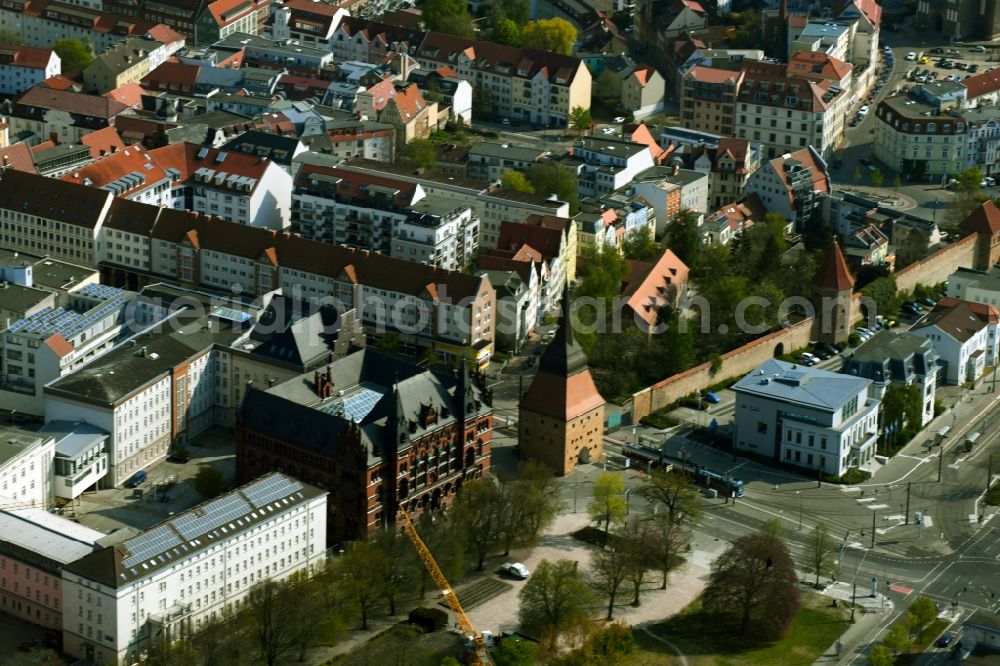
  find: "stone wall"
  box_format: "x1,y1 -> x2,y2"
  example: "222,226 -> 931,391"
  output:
631,319 -> 814,422
893,232 -> 977,294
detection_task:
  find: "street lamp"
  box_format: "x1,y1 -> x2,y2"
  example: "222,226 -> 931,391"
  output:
850,546 -> 872,623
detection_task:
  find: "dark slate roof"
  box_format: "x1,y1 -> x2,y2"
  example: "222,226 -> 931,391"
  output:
0,170 -> 113,229
247,295 -> 347,367
222,129 -> 304,166
539,287 -> 588,376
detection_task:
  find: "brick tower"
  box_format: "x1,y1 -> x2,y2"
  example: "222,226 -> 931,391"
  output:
812,241 -> 855,346
959,200 -> 1000,270
518,288 -> 605,476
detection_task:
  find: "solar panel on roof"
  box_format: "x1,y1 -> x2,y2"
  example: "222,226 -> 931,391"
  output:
242,475 -> 303,508
172,493 -> 251,540
122,524 -> 182,569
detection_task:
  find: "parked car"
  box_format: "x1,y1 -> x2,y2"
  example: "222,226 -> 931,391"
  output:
905,51 -> 916,61
167,451 -> 190,464
902,303 -> 922,316
936,633 -> 955,647
971,45 -> 987,53
971,64 -> 981,73
124,470 -> 148,488
613,116 -> 626,123
931,47 -> 944,54
602,127 -> 615,134
860,157 -> 873,167
812,346 -> 834,360
501,562 -> 530,579
920,296 -> 936,307
859,105 -> 870,116
946,48 -> 961,56
832,158 -> 843,168
704,391 -> 721,404
796,353 -> 819,366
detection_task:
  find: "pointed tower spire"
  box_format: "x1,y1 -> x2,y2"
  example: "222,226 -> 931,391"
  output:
538,281 -> 586,376
814,241 -> 855,292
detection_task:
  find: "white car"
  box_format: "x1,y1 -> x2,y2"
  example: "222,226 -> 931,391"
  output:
972,45 -> 987,53
602,127 -> 615,134
905,52 -> 917,61
612,116 -> 626,123
859,105 -> 869,116
502,562 -> 530,579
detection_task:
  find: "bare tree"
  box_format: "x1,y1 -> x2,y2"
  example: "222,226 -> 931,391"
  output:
702,532 -> 800,638
810,521 -> 834,586
620,517 -> 657,606
638,468 -> 703,528
590,540 -> 629,620
373,527 -> 420,615
338,540 -> 389,629
645,513 -> 687,589
245,580 -> 299,666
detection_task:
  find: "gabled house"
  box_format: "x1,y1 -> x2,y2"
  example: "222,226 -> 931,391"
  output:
909,298 -> 1000,385
742,146 -> 829,228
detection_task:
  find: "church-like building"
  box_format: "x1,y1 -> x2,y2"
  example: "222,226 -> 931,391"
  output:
518,292 -> 606,475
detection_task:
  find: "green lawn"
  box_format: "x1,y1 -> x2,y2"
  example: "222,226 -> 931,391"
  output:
638,593 -> 850,665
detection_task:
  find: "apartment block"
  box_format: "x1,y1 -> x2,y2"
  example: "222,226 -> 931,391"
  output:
83,36 -> 185,95
290,162 -> 479,271
61,474 -> 327,665
9,86 -> 129,147
0,44 -> 60,97
0,1 -> 165,52
329,18 -> 592,128
0,425 -> 54,505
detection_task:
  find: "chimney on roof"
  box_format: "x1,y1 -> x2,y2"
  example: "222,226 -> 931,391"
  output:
326,365 -> 333,386
671,163 -> 680,176
140,346 -> 147,357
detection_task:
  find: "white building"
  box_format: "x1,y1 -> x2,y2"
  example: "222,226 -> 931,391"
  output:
0,284 -> 151,417
40,421 -> 110,501
43,311 -> 246,487
268,0 -> 348,49
841,331 -> 940,427
0,505 -> 105,631
0,426 -> 54,506
732,359 -> 880,476
573,137 -> 657,198
0,45 -> 60,97
742,147 -> 830,228
948,266 -> 1000,308
61,473 -> 327,665
908,298 -> 999,385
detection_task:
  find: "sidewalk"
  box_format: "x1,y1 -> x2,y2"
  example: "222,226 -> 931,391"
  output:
813,612 -> 882,664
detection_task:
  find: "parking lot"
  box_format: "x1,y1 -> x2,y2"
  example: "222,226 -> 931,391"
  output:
899,44 -> 999,89
70,428 -> 237,535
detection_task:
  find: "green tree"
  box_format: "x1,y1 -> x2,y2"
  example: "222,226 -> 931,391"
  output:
502,0 -> 531,24
501,169 -> 535,193
518,559 -> 593,637
810,521 -> 834,586
622,226 -> 660,260
491,17 -> 522,45
193,464 -> 224,500
53,38 -> 94,75
881,382 -> 922,451
620,517 -> 657,606
860,275 -> 899,319
869,643 -> 896,666
872,168 -> 885,189
451,478 -> 505,570
570,105 -> 591,137
663,209 -> 701,271
423,0 -> 475,37
575,244 -> 627,302
703,532 -> 800,637
594,68 -> 623,105
245,580 -> 302,666
493,638 -> 539,666
907,596 -> 938,641
883,620 -> 912,655
402,138 -> 437,169
472,84 -> 496,119
950,166 -> 985,228
644,513 -> 688,589
521,17 -> 578,55
525,162 -> 579,213
588,472 -> 627,537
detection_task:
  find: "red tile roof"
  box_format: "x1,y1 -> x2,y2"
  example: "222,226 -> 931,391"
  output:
814,241 -> 855,291
80,126 -> 126,159
0,142 -> 38,174
960,200 -> 1000,235
144,24 -> 185,46
14,86 -> 128,119
843,0 -> 881,27
622,247 -> 689,327
631,64 -> 655,87
963,69 -> 1000,100
787,51 -> 852,83
104,82 -> 146,108
497,219 -> 564,260
40,75 -> 80,91
387,83 -> 427,120
62,145 -> 167,194
141,61 -> 200,91
0,45 -> 54,70
44,334 -> 74,359
686,65 -> 742,84
629,123 -> 666,163
207,0 -> 268,26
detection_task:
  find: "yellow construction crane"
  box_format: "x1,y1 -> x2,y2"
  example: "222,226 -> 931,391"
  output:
398,508 -> 492,666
